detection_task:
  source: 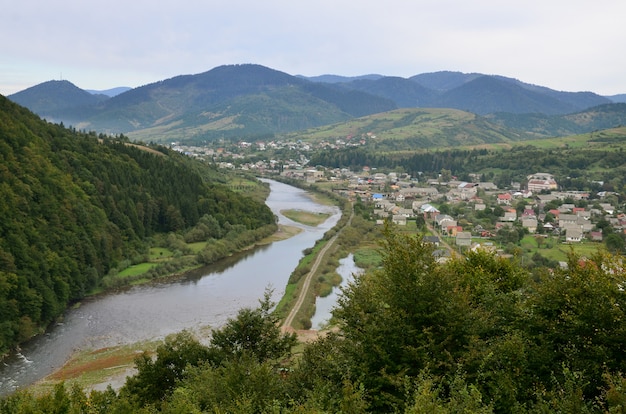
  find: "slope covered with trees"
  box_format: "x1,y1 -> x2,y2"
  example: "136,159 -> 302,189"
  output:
0,96 -> 275,355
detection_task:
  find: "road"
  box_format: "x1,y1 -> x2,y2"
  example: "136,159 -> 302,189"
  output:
282,204 -> 353,331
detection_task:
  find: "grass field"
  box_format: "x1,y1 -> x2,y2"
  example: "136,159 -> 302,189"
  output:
516,234 -> 606,263
117,262 -> 159,278
149,247 -> 175,260
281,209 -> 330,226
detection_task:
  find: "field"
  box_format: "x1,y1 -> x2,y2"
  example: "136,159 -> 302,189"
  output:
518,234 -> 606,261
280,209 -> 330,226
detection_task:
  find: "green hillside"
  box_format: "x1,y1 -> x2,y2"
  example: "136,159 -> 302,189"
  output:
286,107 -> 533,150
486,103 -> 626,137
0,96 -> 275,354
126,85 -> 361,143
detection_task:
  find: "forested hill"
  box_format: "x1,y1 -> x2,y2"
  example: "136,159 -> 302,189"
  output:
0,96 -> 275,354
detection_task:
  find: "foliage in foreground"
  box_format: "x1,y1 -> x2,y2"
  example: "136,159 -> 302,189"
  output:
3,228 -> 626,413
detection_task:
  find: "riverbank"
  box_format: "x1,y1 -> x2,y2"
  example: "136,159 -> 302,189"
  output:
3,179 -> 344,397
23,223 -> 315,396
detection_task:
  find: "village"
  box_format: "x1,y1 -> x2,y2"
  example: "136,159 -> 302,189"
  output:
281,169 -> 624,260
169,140 -> 624,260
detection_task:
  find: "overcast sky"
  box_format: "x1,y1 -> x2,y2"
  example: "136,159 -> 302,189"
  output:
2,0 -> 625,96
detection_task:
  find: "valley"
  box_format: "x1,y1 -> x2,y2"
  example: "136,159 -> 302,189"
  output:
2,63 -> 626,411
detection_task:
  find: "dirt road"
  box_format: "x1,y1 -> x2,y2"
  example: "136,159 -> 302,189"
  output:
281,204 -> 353,332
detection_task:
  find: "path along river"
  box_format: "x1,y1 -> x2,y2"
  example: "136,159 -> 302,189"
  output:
0,179 -> 341,396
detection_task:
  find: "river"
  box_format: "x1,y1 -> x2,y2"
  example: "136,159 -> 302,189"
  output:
0,179 -> 341,396
310,253 -> 363,330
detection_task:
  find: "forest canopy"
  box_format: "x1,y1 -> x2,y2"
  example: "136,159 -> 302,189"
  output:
0,96 -> 275,354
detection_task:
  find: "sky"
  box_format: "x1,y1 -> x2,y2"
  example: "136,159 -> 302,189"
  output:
2,0 -> 625,96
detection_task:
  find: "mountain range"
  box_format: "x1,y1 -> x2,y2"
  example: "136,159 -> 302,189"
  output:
7,64 -> 626,143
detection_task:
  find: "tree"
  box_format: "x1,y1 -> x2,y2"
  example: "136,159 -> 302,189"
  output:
209,289 -> 297,364
440,168 -> 452,183
120,330 -> 212,406
523,252 -> 626,401
534,234 -> 545,249
605,233 -> 625,253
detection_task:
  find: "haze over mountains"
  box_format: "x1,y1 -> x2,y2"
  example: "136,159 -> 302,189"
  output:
7,64 -> 626,143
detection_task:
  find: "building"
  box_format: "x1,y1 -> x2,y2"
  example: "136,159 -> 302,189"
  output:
527,173 -> 558,192
456,232 -> 472,247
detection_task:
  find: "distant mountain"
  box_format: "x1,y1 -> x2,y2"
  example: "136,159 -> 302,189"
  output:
410,71 -> 484,91
8,80 -> 108,120
10,64 -> 396,141
7,65 -> 621,143
298,74 -> 384,83
410,71 -> 611,111
86,86 -> 132,97
608,94 -> 626,103
336,71 -> 611,115
434,75 -> 579,115
335,76 -> 437,108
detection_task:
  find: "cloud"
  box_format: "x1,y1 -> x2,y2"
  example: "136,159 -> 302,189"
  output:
1,0 -> 625,95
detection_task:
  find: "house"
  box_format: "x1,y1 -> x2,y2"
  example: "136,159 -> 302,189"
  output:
527,173 -> 558,192
392,215 -> 407,226
456,232 -> 472,247
501,211 -> 517,222
423,236 -> 441,246
497,193 -> 513,205
374,209 -> 391,220
440,219 -> 458,234
522,218 -> 538,233
457,182 -> 479,200
417,203 -> 440,219
376,199 -> 395,211
415,187 -> 440,198
590,231 -> 603,242
600,203 -> 615,215
304,169 -> 324,182
471,242 -> 496,253
565,227 -> 583,243
536,194 -> 558,203
433,249 -> 451,263
448,226 -> 462,237
399,187 -> 420,199
576,210 -> 591,219
397,208 -> 415,218
435,214 -> 456,229
478,182 -> 498,190
558,214 -> 579,227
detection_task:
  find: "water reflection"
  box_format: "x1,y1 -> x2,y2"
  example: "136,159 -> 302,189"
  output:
311,254 -> 363,330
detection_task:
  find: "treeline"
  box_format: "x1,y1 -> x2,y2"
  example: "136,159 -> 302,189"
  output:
309,144 -> 626,192
0,96 -> 275,355
3,228 -> 626,412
